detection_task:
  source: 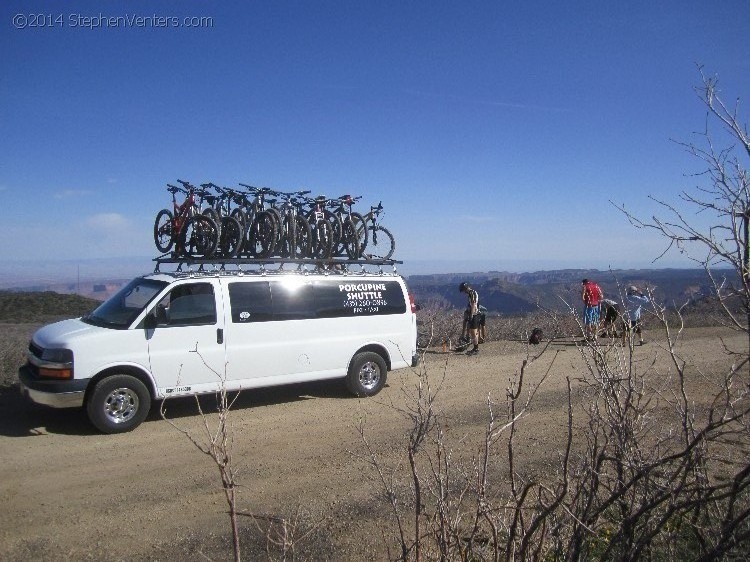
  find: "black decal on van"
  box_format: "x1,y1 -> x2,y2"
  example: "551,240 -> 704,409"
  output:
228,279 -> 406,323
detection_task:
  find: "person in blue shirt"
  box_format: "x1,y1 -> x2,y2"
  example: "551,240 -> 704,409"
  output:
623,285 -> 650,345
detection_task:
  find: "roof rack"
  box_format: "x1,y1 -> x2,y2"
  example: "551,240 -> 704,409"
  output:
152,256 -> 403,277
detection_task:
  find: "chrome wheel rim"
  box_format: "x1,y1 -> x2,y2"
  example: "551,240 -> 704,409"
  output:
359,361 -> 381,391
103,388 -> 139,425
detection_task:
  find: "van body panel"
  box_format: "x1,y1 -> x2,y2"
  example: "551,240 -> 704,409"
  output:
32,318 -> 99,344
30,319 -> 152,382
146,323 -> 227,391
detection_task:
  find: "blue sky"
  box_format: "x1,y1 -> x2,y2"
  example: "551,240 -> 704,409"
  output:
2,0 -> 749,278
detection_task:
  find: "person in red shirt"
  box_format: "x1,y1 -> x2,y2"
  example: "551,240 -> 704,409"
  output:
581,278 -> 603,340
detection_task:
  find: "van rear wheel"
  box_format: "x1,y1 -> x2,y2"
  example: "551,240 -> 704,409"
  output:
87,375 -> 151,434
346,352 -> 387,397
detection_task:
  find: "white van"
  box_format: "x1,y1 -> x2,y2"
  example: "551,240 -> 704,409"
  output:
19,269 -> 419,433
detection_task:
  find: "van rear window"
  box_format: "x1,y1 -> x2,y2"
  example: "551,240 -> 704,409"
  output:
228,279 -> 406,323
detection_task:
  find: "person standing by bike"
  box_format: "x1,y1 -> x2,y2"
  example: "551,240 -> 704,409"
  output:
459,304 -> 486,344
459,282 -> 481,355
623,285 -> 650,346
581,278 -> 603,341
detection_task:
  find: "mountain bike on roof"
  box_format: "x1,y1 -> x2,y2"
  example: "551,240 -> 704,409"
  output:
196,182 -> 222,225
304,195 -> 337,259
153,181 -> 218,258
199,183 -> 244,258
275,190 -> 312,259
358,202 -> 395,260
326,194 -> 367,259
236,183 -> 280,258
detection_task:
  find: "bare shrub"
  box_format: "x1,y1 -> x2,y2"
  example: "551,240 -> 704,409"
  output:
362,306 -> 750,560
618,66 -> 750,365
0,324 -> 38,388
160,348 -> 320,562
417,303 -> 581,350
486,309 -> 580,343
416,298 -> 463,349
238,507 -> 321,562
160,350 -> 244,561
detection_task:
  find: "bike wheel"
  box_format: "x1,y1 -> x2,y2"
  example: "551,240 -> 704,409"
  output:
230,208 -> 247,232
278,214 -> 296,258
293,215 -> 312,259
266,208 -> 284,258
330,214 -> 346,256
218,216 -> 243,258
203,208 -> 221,225
343,217 -> 363,259
179,215 -> 218,258
248,211 -> 277,258
153,209 -> 174,253
364,225 -> 395,260
311,220 -> 334,259
350,212 -> 368,253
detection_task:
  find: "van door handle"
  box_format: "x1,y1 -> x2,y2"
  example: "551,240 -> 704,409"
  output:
217,328 -> 224,344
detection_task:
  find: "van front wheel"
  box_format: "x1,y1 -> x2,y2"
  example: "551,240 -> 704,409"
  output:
346,352 -> 387,397
87,375 -> 151,434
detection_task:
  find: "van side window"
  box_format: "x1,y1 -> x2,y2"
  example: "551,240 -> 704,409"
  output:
270,281 -> 315,320
228,281 -> 273,323
156,283 -> 217,326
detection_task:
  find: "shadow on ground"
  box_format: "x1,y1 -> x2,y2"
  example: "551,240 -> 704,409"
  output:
0,379 -> 354,438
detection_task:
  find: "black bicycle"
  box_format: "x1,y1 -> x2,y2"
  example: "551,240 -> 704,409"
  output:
234,184 -> 279,258
327,195 -> 367,259
358,202 -> 395,260
275,190 -> 312,258
199,183 -> 243,258
305,195 -> 336,259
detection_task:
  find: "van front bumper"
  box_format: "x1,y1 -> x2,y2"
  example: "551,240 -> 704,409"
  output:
18,365 -> 88,408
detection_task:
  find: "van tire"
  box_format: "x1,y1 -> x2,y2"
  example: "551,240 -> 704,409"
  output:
86,375 -> 151,434
346,352 -> 387,397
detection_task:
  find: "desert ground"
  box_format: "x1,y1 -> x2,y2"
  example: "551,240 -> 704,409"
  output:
0,326 -> 744,561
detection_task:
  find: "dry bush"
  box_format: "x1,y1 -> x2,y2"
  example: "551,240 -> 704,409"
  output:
485,310 -> 579,343
362,304 -> 750,560
0,324 -> 38,388
161,352 -> 244,561
161,348 -> 320,562
417,302 -> 582,350
415,297 -> 463,348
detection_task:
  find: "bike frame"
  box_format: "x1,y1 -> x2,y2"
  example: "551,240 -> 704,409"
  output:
168,184 -> 198,235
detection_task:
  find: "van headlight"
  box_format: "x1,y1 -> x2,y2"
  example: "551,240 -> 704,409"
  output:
41,348 -> 74,363
28,347 -> 74,379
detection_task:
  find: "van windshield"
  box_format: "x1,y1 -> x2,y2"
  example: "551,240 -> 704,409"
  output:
82,278 -> 168,329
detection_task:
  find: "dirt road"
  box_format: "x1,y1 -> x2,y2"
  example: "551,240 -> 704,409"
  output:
0,328 -> 742,561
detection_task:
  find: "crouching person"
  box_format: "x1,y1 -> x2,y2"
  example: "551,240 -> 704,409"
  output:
600,299 -> 621,338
